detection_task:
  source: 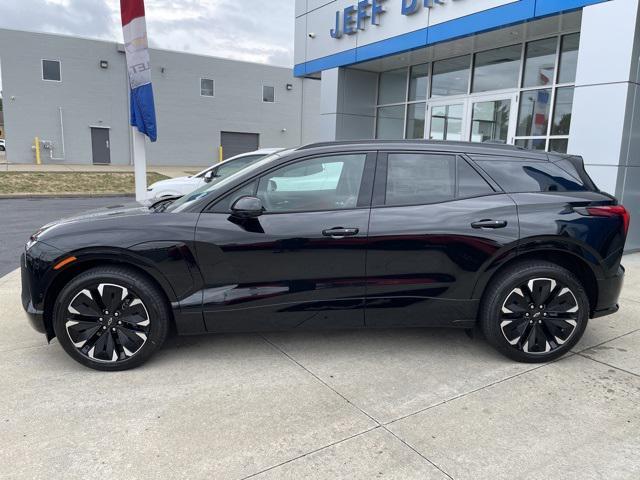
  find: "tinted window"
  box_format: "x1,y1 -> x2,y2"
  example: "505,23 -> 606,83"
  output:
458,160 -> 494,197
475,159 -> 588,192
385,154 -> 455,206
211,180 -> 258,213
42,60 -> 61,81
215,155 -> 264,178
257,154 -> 366,213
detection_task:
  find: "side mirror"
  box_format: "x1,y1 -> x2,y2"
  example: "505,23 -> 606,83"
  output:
231,196 -> 264,218
204,168 -> 217,183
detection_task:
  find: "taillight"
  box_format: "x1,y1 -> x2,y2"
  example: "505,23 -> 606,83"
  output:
585,205 -> 630,235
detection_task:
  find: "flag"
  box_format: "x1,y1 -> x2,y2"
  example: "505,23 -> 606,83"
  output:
121,0 -> 157,142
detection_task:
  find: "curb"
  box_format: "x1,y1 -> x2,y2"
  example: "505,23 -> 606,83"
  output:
0,193 -> 136,199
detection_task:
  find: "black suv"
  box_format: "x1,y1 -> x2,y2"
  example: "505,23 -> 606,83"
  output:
21,141 -> 628,370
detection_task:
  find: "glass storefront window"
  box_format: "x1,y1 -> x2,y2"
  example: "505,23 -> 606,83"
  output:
551,87 -> 574,135
517,89 -> 552,137
522,38 -> 557,88
515,138 -> 547,151
378,68 -> 408,105
558,33 -> 580,84
406,103 -> 426,139
409,64 -> 429,102
429,104 -> 464,140
431,55 -> 470,98
549,138 -> 569,153
376,105 -> 405,139
470,99 -> 511,144
472,45 -> 522,93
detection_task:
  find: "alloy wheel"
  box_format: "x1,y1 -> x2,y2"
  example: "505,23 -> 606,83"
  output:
500,277 -> 579,354
65,283 -> 151,363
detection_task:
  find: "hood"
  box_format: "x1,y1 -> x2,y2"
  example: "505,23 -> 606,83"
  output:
38,201 -> 150,235
149,176 -> 197,188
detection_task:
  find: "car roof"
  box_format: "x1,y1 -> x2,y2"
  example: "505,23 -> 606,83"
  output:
296,140 -> 567,162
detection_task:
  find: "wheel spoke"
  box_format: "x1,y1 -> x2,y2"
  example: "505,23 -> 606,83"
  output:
527,278 -> 556,306
98,284 -> 128,313
68,289 -> 103,316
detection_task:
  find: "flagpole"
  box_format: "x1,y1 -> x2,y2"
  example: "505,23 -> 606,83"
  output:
132,127 -> 147,202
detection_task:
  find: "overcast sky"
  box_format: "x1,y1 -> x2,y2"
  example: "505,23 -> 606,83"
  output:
0,0 -> 295,67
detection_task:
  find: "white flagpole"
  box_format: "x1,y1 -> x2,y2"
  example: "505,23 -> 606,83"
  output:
132,127 -> 148,202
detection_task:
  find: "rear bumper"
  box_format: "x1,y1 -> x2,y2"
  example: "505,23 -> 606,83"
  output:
592,264 -> 625,319
21,253 -> 47,335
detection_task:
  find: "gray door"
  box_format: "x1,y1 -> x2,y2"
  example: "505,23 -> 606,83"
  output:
91,128 -> 111,164
220,131 -> 259,160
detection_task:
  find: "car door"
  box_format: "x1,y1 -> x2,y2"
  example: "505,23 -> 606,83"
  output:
365,151 -> 519,328
194,151 -> 376,333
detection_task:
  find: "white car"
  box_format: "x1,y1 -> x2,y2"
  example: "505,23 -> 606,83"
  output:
0,139 -> 5,151
147,148 -> 285,200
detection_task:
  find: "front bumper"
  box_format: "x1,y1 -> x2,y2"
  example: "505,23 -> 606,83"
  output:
592,264 -> 625,319
21,252 -> 46,334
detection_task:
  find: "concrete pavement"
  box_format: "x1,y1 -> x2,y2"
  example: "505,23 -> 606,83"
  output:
0,256 -> 639,479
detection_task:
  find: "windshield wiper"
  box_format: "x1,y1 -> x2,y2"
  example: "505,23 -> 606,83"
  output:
149,195 -> 183,212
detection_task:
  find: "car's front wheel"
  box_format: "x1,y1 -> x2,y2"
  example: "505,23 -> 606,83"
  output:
53,266 -> 170,371
480,261 -> 589,363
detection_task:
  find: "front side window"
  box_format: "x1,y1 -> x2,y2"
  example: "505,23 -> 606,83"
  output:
262,85 -> 275,103
385,154 -> 455,206
42,60 -> 61,81
201,78 -> 214,97
257,154 -> 366,213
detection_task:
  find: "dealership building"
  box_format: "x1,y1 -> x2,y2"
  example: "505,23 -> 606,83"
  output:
0,28 -> 321,166
295,0 -> 640,249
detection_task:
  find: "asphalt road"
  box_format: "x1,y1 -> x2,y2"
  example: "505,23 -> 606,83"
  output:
0,196 -> 133,276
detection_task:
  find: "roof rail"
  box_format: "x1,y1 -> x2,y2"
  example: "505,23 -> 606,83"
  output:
296,139 -> 528,151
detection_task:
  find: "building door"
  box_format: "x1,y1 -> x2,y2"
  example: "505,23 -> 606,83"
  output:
220,131 -> 259,160
90,128 -> 111,164
467,93 -> 518,145
425,93 -> 518,145
426,101 -> 466,141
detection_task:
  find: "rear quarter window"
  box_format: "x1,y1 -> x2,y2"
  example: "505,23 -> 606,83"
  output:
474,158 -> 589,193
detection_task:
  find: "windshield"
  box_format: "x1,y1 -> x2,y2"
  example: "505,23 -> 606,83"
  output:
193,154 -> 266,178
167,149 -> 294,212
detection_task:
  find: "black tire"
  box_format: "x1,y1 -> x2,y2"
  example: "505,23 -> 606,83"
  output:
480,261 -> 589,363
53,266 -> 170,371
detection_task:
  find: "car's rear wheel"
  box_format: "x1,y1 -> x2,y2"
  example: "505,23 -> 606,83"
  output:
53,266 -> 170,371
480,261 -> 589,363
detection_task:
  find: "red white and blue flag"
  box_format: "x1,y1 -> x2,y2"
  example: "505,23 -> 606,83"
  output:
120,0 -> 157,142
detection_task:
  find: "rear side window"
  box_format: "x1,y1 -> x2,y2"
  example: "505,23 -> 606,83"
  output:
382,154 -> 495,207
385,154 -> 455,206
458,160 -> 495,197
475,159 -> 589,193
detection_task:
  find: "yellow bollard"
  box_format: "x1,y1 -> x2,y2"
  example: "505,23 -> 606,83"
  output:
218,146 -> 223,163
34,137 -> 41,165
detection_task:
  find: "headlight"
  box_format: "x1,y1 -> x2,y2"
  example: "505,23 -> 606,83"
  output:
25,226 -> 49,251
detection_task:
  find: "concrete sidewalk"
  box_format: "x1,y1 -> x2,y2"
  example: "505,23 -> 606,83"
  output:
0,256 -> 639,479
0,161 -> 206,178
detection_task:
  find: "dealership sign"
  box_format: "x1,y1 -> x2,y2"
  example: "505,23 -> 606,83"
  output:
330,0 -> 452,39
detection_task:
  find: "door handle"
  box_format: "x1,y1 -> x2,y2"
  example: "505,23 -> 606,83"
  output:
322,227 -> 359,238
471,219 -> 508,229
